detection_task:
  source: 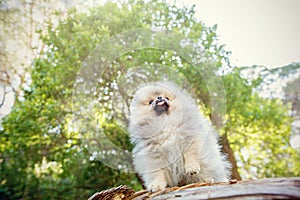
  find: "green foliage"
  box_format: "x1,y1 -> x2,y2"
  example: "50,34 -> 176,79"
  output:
0,0 -> 299,199
222,70 -> 300,179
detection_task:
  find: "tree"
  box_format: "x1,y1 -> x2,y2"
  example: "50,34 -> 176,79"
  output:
222,67 -> 300,179
0,0 -> 298,199
0,0 -> 101,126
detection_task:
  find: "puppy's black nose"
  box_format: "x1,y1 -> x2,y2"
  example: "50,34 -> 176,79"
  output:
157,96 -> 162,100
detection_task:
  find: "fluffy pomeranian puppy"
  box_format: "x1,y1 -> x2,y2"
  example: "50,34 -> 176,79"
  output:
128,81 -> 230,191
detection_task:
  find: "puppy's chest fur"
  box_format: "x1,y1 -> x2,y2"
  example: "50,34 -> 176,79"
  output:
142,116 -> 192,185
146,115 -> 188,151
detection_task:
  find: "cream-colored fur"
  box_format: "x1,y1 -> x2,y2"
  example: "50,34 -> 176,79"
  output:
128,81 -> 231,192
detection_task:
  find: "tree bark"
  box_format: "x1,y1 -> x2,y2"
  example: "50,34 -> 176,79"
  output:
89,178 -> 300,200
220,133 -> 242,180
210,112 -> 241,180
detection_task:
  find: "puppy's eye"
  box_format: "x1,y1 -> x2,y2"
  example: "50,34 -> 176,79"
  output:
149,100 -> 154,105
165,97 -> 169,100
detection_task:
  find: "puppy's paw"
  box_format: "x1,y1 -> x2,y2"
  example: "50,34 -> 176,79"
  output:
204,178 -> 215,183
147,181 -> 167,192
185,164 -> 201,176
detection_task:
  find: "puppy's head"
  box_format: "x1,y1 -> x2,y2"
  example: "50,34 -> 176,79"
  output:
130,82 -> 179,124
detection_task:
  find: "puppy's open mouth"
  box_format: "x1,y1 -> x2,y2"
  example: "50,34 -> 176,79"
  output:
154,99 -> 169,114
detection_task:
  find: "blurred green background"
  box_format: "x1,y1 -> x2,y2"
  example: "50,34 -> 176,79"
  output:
0,0 -> 299,199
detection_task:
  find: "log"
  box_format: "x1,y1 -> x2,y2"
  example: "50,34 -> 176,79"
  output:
88,185 -> 135,200
89,177 -> 300,200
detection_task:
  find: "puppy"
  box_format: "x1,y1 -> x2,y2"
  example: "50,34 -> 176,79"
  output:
128,81 -> 230,191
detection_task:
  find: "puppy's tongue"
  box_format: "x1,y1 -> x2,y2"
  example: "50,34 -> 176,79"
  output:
157,101 -> 165,106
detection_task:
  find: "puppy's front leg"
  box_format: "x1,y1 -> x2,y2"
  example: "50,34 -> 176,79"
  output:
134,148 -> 168,192
144,169 -> 167,192
184,142 -> 201,177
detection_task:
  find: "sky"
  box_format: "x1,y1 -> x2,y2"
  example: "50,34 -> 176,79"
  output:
172,0 -> 300,68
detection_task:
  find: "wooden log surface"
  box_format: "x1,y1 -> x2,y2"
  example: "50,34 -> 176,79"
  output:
89,177 -> 300,200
